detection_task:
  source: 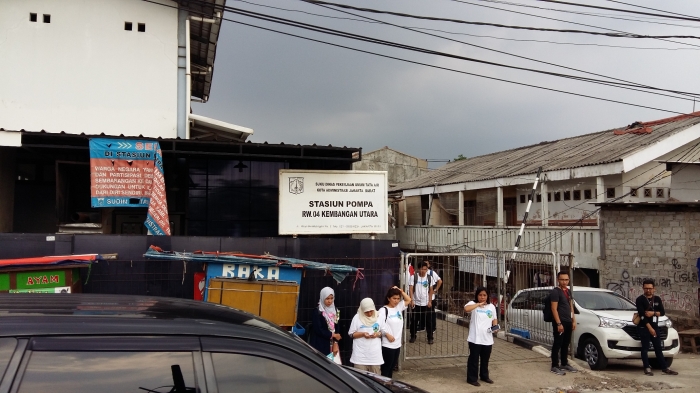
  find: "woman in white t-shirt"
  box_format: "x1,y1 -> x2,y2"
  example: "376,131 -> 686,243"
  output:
349,297 -> 384,375
378,286 -> 412,378
464,287 -> 498,387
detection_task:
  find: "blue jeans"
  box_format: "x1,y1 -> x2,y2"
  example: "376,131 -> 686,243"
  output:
639,325 -> 667,369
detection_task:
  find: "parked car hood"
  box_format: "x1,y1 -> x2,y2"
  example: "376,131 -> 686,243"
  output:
341,366 -> 430,393
587,308 -> 668,322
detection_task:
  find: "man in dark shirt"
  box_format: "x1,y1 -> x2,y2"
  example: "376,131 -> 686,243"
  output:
550,271 -> 577,375
636,279 -> 678,376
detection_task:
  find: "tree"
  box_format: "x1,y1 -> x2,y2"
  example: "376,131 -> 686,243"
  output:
453,154 -> 467,161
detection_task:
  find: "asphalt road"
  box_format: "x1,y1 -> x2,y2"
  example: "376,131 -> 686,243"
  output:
395,340 -> 699,393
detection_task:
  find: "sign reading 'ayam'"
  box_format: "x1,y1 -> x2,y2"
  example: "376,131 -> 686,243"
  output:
279,170 -> 388,235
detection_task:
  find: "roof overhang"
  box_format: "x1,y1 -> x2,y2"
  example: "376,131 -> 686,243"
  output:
178,0 -> 226,101
189,113 -> 253,142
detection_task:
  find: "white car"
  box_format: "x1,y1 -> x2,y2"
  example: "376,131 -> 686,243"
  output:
506,286 -> 679,370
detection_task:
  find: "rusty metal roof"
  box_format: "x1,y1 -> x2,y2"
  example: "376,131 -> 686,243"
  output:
392,112 -> 700,192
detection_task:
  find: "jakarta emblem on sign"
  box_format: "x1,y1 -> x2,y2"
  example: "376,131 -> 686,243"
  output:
279,170 -> 388,235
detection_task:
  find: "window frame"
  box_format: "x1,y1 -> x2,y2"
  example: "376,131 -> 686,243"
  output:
9,336 -> 205,393
201,337 -> 355,393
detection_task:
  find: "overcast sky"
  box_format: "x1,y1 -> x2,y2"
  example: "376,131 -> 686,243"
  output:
192,0 -> 700,165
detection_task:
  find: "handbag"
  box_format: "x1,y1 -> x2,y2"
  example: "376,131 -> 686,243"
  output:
632,312 -> 641,325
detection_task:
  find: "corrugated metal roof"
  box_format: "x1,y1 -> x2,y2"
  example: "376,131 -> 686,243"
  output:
392,112 -> 700,192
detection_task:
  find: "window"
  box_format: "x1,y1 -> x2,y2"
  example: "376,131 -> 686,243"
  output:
536,194 -> 541,202
30,13 -> 37,22
18,351 -> 195,393
510,292 -> 529,310
573,190 -> 581,200
584,189 -> 592,199
563,191 -> 571,201
547,193 -> 551,202
630,188 -> 637,197
644,188 -> 652,197
529,290 -> 549,311
43,14 -> 50,23
125,22 -> 132,31
520,195 -> 526,204
138,23 -> 146,32
211,353 -> 334,393
656,188 -> 664,198
606,187 -> 615,198
554,192 -> 561,201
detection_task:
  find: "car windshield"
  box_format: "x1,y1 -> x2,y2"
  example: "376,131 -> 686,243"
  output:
574,291 -> 636,310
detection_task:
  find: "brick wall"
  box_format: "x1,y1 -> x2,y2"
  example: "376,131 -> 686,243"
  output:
600,209 -> 700,324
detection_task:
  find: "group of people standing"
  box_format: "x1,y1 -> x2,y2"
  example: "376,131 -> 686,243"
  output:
309,285 -> 411,378
549,272 -> 678,377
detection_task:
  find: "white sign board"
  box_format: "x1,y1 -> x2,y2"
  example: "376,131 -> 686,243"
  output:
279,170 -> 388,235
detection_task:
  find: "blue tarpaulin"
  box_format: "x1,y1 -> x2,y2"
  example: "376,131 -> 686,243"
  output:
144,246 -> 359,284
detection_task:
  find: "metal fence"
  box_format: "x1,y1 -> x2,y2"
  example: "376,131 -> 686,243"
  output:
402,253 -> 486,360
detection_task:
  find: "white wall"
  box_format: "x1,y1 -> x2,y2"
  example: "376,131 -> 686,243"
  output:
669,165 -> 700,202
0,0 -> 179,138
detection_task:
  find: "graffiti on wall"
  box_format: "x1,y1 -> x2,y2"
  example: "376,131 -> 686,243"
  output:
605,268 -> 698,314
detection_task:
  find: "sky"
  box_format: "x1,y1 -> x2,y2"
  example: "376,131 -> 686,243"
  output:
191,0 -> 700,166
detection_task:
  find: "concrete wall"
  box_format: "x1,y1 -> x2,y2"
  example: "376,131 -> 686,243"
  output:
353,148 -> 428,187
0,148 -> 16,232
600,208 -> 700,320
669,165 -> 700,202
0,0 -> 179,138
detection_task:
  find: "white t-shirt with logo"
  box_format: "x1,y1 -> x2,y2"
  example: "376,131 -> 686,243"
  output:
410,274 -> 432,306
378,300 -> 406,349
348,314 -> 384,366
466,301 -> 497,346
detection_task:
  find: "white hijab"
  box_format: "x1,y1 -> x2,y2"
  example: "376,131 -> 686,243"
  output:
357,297 -> 378,326
318,287 -> 336,315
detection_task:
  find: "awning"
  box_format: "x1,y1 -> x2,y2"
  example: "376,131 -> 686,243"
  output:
189,113 -> 254,142
0,254 -> 100,271
144,246 -> 360,284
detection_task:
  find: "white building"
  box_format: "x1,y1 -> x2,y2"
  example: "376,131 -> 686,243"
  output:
391,112 -> 700,280
0,0 -> 251,143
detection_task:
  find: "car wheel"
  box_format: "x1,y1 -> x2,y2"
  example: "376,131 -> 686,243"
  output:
583,338 -> 608,370
649,357 -> 672,369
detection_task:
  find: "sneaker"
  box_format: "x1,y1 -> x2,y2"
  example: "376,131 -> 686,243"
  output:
409,337 -> 416,343
644,368 -> 654,376
560,364 -> 578,373
662,368 -> 678,375
550,367 -> 565,376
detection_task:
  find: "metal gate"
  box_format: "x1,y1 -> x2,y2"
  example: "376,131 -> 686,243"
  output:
500,250 -> 558,347
401,253 -> 487,360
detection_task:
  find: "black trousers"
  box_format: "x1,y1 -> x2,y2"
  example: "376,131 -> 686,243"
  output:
467,342 -> 492,383
551,321 -> 573,368
380,346 -> 400,378
639,325 -> 667,369
409,305 -> 434,340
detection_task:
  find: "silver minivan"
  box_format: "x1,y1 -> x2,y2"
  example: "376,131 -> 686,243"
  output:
507,286 -> 679,370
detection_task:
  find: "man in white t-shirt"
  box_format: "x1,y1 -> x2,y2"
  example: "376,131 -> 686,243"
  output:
409,261 -> 435,344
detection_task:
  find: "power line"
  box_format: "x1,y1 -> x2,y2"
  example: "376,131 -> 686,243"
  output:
446,0 -> 700,49
534,0 -> 700,22
605,0 -> 700,20
190,0 -> 700,101
299,1 -> 700,41
474,0 -> 700,29
306,0 -> 700,100
237,0 -> 700,51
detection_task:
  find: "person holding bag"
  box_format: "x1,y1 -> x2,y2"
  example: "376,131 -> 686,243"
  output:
310,287 -> 341,359
635,279 -> 677,376
349,298 -> 384,374
464,286 -> 498,387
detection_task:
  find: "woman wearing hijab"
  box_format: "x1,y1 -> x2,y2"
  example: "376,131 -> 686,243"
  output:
348,297 -> 384,374
378,286 -> 411,378
310,287 -> 341,356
